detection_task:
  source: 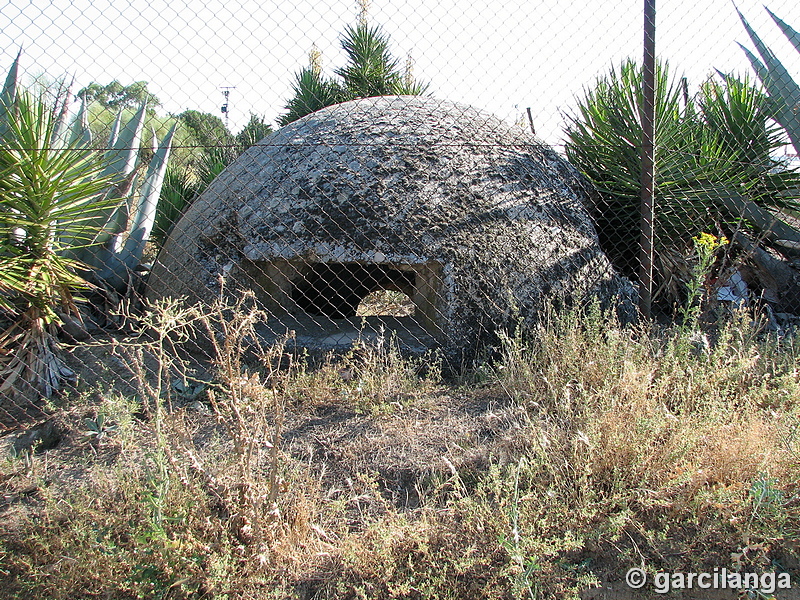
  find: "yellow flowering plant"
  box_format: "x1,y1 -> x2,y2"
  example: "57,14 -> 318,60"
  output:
679,232 -> 729,330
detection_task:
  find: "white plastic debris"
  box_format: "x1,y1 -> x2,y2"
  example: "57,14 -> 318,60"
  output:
717,270 -> 748,307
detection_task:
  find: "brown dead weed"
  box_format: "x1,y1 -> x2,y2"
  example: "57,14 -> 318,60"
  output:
0,303 -> 798,599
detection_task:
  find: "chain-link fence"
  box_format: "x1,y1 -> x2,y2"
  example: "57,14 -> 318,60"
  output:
1,0 -> 800,430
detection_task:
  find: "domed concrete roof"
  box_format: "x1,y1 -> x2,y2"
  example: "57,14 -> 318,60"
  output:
147,96 -> 632,355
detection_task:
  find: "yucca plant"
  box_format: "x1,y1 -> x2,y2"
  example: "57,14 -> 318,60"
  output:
698,73 -> 800,208
280,20 -> 428,125
0,54 -> 176,398
279,67 -> 346,127
336,23 -> 405,98
564,59 -> 800,287
0,88 -> 116,397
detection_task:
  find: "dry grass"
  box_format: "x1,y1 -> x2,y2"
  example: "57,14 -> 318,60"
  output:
0,303 -> 798,599
356,290 -> 415,317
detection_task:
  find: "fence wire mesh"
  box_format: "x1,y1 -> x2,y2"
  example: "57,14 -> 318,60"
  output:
1,0 -> 800,431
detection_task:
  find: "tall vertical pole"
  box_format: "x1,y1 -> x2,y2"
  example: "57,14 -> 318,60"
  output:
638,0 -> 656,318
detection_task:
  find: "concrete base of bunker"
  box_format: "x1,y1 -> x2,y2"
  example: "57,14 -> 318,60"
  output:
242,258 -> 447,354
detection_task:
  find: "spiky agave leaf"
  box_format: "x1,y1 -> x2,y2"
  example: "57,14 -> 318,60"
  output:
101,101 -> 146,179
89,124 -> 179,291
116,122 -> 177,273
48,76 -> 73,148
68,96 -> 92,148
736,7 -> 800,154
0,49 -> 20,140
68,102 -> 149,252
767,8 -> 800,54
106,109 -> 122,149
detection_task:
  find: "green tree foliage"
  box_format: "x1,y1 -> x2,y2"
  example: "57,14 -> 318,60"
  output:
178,109 -> 236,150
177,109 -> 239,178
564,59 -> 800,280
77,80 -> 161,112
236,113 -> 274,150
280,22 -> 428,126
153,110 -> 247,246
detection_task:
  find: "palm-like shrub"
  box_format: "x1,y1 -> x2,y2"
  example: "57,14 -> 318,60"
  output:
280,67 -> 347,127
564,59 -> 800,285
154,113 -> 275,247
153,145 -> 235,247
236,113 -> 274,151
336,23 -> 404,97
280,22 -> 428,126
0,90 -> 115,397
0,54 -> 177,398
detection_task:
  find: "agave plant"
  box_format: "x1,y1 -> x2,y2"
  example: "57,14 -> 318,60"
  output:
736,7 -> 800,156
67,100 -> 177,291
0,53 -> 176,398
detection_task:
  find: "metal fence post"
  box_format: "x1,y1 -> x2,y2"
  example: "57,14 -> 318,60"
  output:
638,0 -> 657,319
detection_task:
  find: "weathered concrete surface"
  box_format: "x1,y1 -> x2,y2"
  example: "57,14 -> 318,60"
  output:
148,96 -> 633,355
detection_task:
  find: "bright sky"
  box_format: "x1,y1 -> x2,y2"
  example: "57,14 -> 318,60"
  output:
2,0 -> 800,148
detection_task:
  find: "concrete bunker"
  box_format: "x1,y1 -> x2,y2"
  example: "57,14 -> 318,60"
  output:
147,96 -> 633,357
242,258 -> 443,334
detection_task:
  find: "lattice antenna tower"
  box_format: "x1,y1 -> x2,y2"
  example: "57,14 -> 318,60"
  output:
220,86 -> 236,129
